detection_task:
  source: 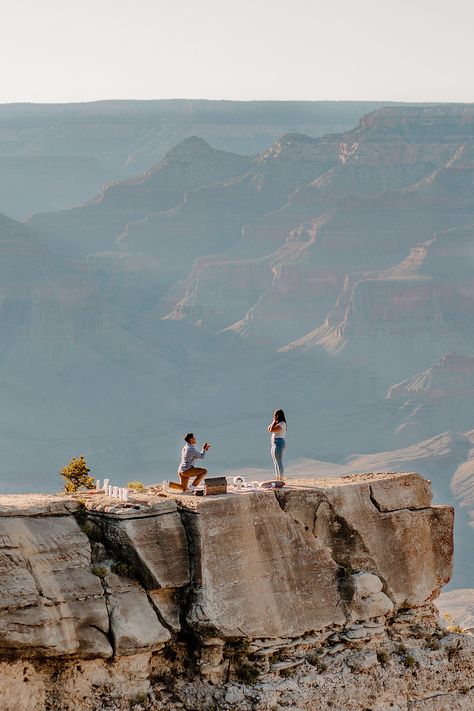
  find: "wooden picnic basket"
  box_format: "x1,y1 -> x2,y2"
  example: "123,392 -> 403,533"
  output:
204,476 -> 227,496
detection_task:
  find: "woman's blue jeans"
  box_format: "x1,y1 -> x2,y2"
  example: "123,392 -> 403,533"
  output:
271,438 -> 286,480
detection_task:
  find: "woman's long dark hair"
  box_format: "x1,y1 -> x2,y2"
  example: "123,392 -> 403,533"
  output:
274,409 -> 287,425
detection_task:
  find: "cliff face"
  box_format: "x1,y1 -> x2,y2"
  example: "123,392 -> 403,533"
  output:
1,474 -> 472,711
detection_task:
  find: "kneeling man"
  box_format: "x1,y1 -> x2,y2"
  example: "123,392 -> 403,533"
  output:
178,433 -> 211,492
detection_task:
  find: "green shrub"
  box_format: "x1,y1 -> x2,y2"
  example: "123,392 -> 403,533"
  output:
91,565 -> 107,578
425,638 -> 440,650
235,662 -> 260,684
280,666 -> 297,678
402,654 -> 418,669
377,649 -> 390,666
127,480 -> 145,491
111,561 -> 133,578
60,455 -> 95,493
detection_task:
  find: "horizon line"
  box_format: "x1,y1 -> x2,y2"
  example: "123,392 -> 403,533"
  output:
1,98 -> 474,108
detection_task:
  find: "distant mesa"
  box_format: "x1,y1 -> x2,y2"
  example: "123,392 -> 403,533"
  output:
387,353 -> 474,401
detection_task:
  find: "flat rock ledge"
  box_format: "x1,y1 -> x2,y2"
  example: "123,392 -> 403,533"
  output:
0,472 -> 472,711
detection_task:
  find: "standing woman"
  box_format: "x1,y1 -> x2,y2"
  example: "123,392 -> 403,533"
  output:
268,409 -> 287,480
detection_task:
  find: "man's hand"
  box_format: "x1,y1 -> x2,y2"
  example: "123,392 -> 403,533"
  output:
203,442 -> 211,451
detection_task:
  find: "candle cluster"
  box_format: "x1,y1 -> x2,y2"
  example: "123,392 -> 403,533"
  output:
96,478 -> 129,501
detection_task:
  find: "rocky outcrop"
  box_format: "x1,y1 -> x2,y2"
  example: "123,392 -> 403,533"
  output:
1,473 -> 470,710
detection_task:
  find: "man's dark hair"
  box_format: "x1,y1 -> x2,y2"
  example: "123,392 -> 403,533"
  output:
184,433 -> 194,443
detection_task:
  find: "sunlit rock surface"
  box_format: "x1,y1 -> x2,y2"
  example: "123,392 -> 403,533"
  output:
1,473 -> 471,710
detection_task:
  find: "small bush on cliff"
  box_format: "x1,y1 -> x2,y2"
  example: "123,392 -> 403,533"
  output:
402,653 -> 418,669
235,662 -> 260,684
280,666 -> 297,678
91,565 -> 107,578
128,480 -> 145,491
111,561 -> 133,578
60,455 -> 95,493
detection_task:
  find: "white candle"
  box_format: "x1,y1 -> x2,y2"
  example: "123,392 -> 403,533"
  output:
123,488 -> 129,501
96,479 -> 101,491
112,486 -> 119,498
103,478 -> 110,492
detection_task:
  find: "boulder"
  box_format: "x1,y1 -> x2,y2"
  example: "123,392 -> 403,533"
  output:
349,572 -> 393,621
350,591 -> 393,622
352,572 -> 383,596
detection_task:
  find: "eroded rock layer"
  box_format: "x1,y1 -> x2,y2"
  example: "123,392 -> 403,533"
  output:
0,473 -> 472,711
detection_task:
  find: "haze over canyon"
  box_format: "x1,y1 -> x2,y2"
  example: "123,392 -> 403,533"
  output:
0,99 -> 473,589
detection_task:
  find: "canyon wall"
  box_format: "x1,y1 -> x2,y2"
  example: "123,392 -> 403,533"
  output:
0,474 -> 472,710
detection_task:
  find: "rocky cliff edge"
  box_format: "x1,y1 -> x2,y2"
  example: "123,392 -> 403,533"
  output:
0,473 -> 473,711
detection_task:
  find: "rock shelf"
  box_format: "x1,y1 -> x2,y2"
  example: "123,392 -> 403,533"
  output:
0,472 -> 471,711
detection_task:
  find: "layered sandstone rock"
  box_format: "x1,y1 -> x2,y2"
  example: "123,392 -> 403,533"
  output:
0,473 -> 467,710
182,492 -> 345,639
0,509 -> 111,660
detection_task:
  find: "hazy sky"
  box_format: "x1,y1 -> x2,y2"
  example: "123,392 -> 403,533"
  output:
3,0 -> 474,103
